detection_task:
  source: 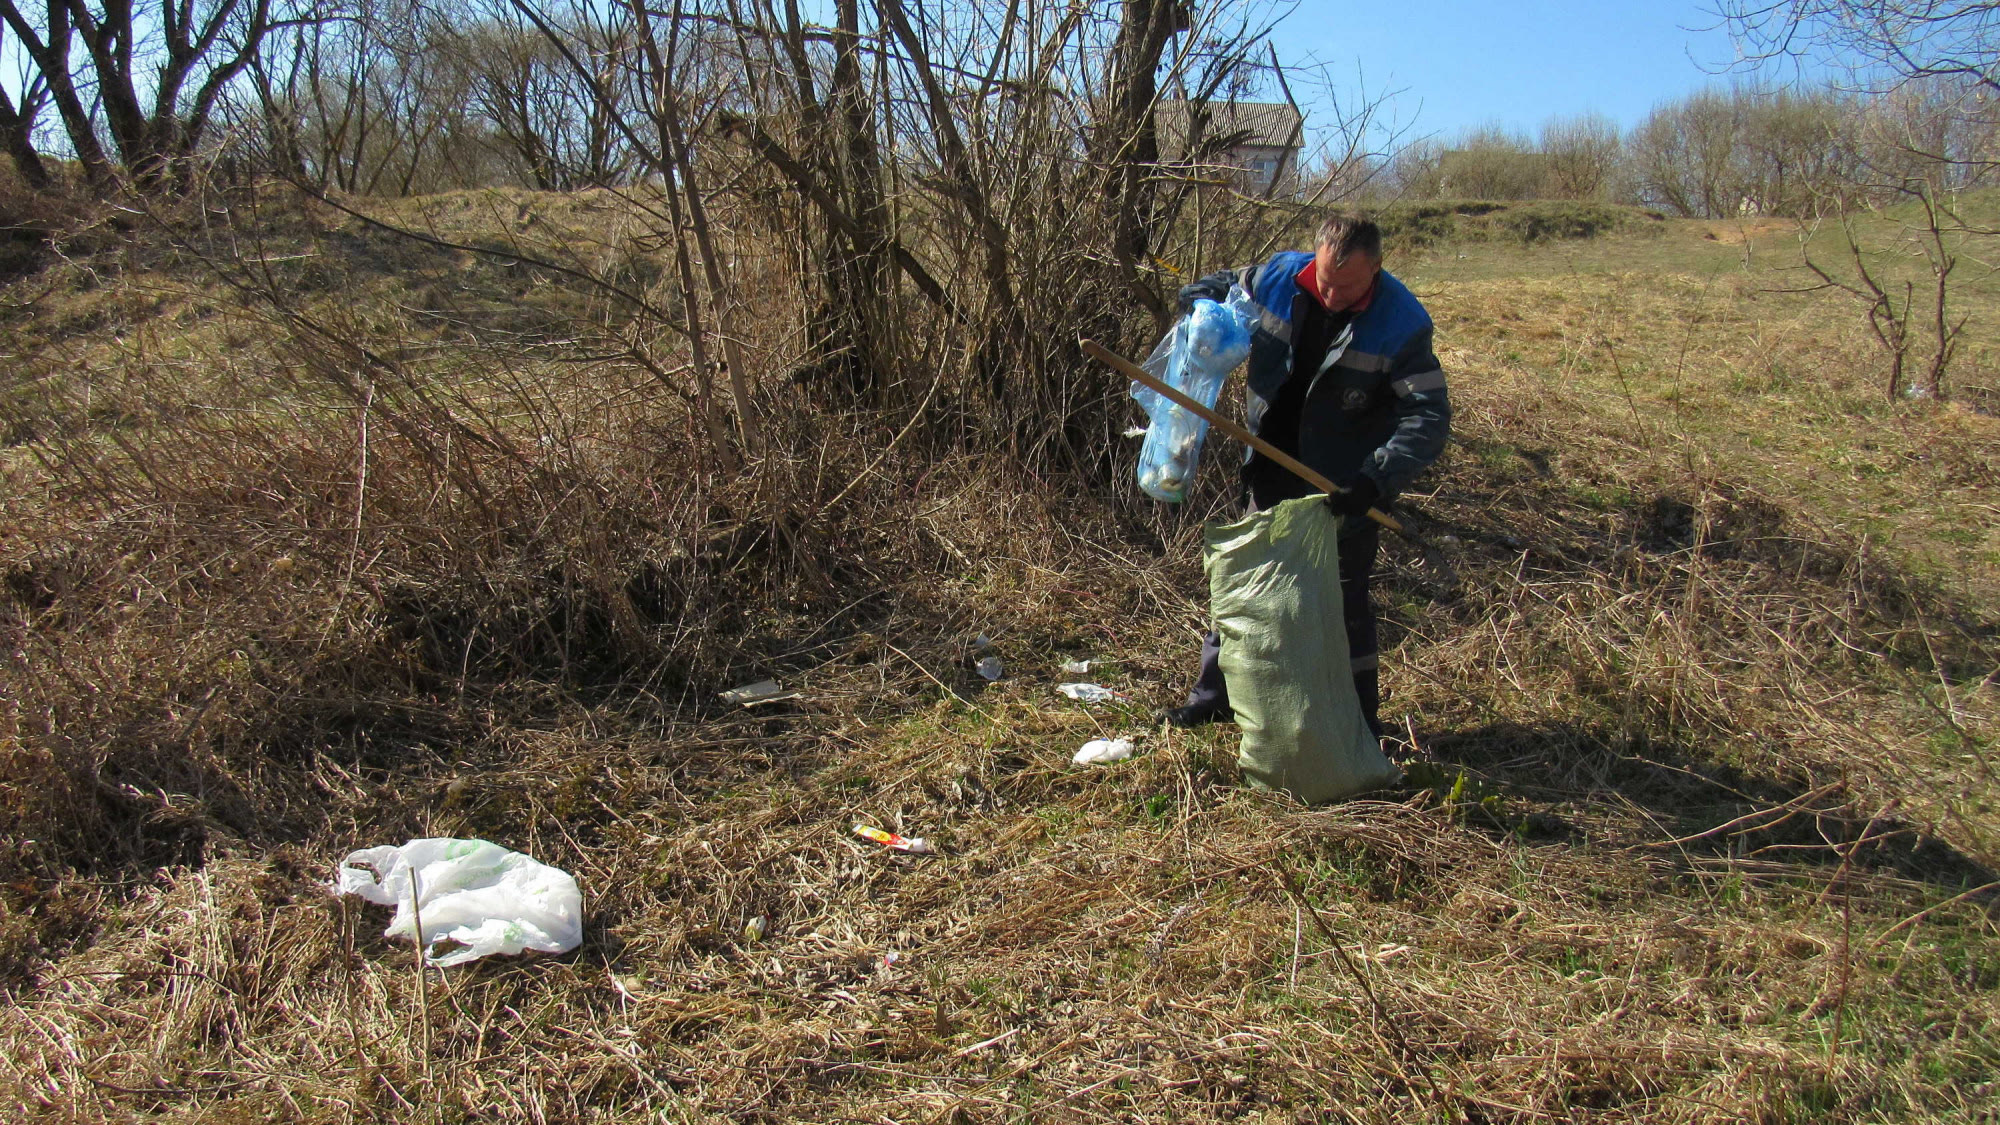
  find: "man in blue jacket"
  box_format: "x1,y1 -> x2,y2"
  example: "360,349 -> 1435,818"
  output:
1161,212 -> 1451,738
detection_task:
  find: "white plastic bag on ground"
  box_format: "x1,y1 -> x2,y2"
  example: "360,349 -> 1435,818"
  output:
336,837 -> 583,967
1074,738 -> 1137,765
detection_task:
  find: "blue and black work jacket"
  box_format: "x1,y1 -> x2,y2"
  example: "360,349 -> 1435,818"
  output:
1178,251 -> 1451,513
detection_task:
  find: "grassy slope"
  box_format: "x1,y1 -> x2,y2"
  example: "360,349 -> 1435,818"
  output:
1,196 -> 1996,1124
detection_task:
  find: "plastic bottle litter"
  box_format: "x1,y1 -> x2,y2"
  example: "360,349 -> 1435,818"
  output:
976,656 -> 1004,681
1134,292 -> 1256,503
335,838 -> 583,967
1056,682 -> 1120,703
1073,738 -> 1138,766
853,824 -> 935,854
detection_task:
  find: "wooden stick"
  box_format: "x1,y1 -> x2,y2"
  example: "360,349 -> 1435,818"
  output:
1079,338 -> 1404,534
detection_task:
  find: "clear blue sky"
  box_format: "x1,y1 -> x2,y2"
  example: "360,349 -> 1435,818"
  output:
1276,0 -> 1768,141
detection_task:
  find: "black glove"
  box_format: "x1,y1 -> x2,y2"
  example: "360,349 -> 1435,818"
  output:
1176,280 -> 1227,314
1324,473 -> 1380,519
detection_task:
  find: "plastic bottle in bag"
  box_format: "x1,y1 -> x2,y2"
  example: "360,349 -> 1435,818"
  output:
1133,292 -> 1255,503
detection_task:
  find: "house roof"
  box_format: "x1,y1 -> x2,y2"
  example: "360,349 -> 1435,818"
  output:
1154,100 -> 1304,158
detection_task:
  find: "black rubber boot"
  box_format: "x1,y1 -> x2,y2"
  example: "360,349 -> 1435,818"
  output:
1160,630 -> 1233,728
1158,701 -> 1235,728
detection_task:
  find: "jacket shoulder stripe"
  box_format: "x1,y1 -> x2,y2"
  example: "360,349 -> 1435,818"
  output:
1256,307 -> 1293,345
1389,368 -> 1447,396
1334,350 -> 1393,374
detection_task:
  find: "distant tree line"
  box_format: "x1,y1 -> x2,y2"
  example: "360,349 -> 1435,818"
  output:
5,4 -> 1995,223
1383,80 -> 1999,218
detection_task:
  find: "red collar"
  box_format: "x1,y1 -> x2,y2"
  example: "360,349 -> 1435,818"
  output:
1295,258 -> 1376,313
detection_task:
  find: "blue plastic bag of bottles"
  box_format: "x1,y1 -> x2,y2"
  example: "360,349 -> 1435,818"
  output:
1133,291 -> 1255,503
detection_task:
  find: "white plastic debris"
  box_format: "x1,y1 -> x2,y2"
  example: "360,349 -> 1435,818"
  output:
335,838 -> 583,967
1073,737 -> 1137,765
720,679 -> 797,707
976,656 -> 1004,681
1122,427 -> 1149,439
1056,682 -> 1119,702
1059,660 -> 1092,675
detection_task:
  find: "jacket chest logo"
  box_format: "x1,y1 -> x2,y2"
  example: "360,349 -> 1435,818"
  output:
1341,386 -> 1372,411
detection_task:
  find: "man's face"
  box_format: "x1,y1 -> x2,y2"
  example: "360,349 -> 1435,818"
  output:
1312,244 -> 1380,311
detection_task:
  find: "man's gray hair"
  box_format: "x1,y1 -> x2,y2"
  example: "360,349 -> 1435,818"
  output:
1314,212 -> 1382,264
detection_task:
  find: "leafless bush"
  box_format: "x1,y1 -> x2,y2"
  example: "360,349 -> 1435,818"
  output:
457,0 -> 1401,481
1540,112 -> 1624,200
1389,116 -> 1618,204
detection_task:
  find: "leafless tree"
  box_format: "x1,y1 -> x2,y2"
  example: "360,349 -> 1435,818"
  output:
1721,2 -> 1991,399
1719,1 -> 2000,95
1629,89 -> 1749,217
1091,0 -> 1193,324
444,2 -> 639,191
0,0 -> 289,189
254,4 -> 442,192
1626,85 -> 1869,217
1735,87 -> 1863,212
1797,182 -> 1967,401
1540,112 -> 1622,200
0,25 -> 51,187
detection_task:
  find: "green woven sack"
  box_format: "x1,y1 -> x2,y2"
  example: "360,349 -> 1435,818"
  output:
1205,497 -> 1400,803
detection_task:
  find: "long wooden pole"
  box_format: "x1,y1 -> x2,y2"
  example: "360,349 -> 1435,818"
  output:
1079,338 -> 1404,534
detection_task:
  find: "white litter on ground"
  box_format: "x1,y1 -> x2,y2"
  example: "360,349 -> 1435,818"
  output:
335,838 -> 583,967
1073,738 -> 1137,765
719,679 -> 798,706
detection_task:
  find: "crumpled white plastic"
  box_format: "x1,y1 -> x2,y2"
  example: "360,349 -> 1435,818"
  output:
1056,682 -> 1118,702
335,838 -> 584,967
1074,738 -> 1137,765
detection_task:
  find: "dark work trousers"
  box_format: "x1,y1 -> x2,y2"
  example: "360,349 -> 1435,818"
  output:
1183,516 -> 1382,736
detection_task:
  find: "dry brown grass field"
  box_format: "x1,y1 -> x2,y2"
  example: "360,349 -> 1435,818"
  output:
1,188 -> 1995,1123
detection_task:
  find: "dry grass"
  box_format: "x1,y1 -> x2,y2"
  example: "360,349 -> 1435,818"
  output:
1,191 -> 1995,1123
